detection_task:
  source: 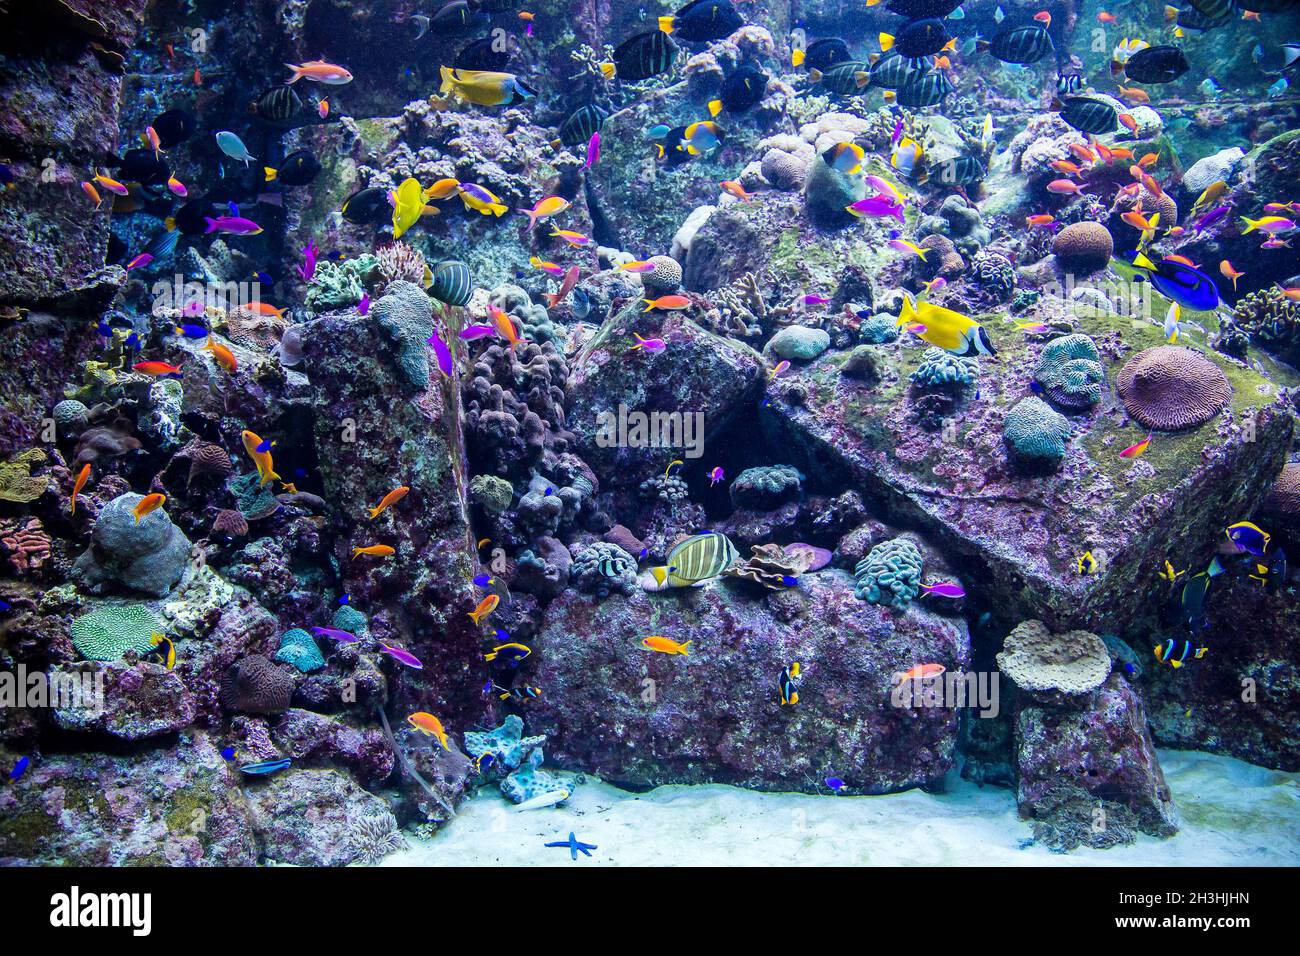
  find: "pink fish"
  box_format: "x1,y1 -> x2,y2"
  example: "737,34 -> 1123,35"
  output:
378,642 -> 423,669
803,294 -> 830,306
357,293 -> 370,316
459,324 -> 496,340
630,333 -> 666,352
891,119 -> 904,146
846,196 -> 905,225
584,131 -> 600,169
126,253 -> 154,270
297,239 -> 318,282
204,215 -> 263,235
708,466 -> 725,485
311,626 -> 363,643
543,265 -> 580,310
1119,434 -> 1152,459
919,581 -> 966,599
428,330 -> 454,377
1046,179 -> 1085,195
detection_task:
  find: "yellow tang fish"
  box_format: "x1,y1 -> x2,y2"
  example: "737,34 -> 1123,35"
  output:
392,177 -> 435,240
896,292 -> 996,357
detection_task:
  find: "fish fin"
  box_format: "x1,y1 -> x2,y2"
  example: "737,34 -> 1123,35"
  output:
599,63 -> 616,79
658,16 -> 675,33
438,65 -> 457,94
203,217 -> 218,233
680,641 -> 692,655
708,99 -> 722,117
792,49 -> 805,67
808,68 -> 823,83
879,32 -> 894,52
264,167 -> 278,182
284,64 -> 302,84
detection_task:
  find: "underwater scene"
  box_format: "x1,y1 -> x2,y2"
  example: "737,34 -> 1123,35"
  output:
0,0 -> 1299,876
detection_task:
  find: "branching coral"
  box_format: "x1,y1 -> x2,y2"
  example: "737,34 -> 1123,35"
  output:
1232,288 -> 1299,361
0,517 -> 51,575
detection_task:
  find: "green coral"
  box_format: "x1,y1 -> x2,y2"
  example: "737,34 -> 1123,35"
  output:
331,604 -> 369,637
853,536 -> 924,608
0,449 -> 49,503
230,471 -> 279,520
274,628 -> 325,673
1034,334 -> 1105,410
70,605 -> 161,661
909,347 -> 979,391
1003,396 -> 1073,469
305,255 -> 380,311
730,465 -> 804,510
469,474 -> 514,514
373,280 -> 434,391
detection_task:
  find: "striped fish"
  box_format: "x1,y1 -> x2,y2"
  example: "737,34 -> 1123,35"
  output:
894,69 -> 953,107
430,259 -> 473,306
986,24 -> 1053,64
929,154 -> 984,185
558,104 -> 608,146
597,556 -> 631,577
250,86 -> 303,123
665,531 -> 739,585
1057,96 -> 1118,135
813,60 -> 872,94
869,51 -> 925,90
611,30 -> 678,81
1183,0 -> 1237,20
1176,7 -> 1232,30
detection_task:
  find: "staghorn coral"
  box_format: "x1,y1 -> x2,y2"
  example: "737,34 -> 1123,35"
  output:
70,605 -> 162,661
570,541 -> 637,598
275,628 -> 325,674
1116,346 -> 1230,432
909,347 -> 979,392
1051,222 -> 1113,274
724,543 -> 809,591
1003,397 -> 1073,470
0,517 -> 52,575
853,536 -> 923,609
1034,333 -> 1105,410
219,654 -> 296,714
996,619 -> 1111,696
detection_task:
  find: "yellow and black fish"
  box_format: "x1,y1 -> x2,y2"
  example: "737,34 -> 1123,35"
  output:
1076,551 -> 1098,575
1154,638 -> 1207,669
779,662 -> 801,706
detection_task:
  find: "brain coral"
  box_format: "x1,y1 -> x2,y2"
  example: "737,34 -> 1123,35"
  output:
1051,222 -> 1113,273
1116,346 -> 1230,431
853,536 -> 923,608
730,465 -> 804,510
70,605 -> 162,661
1003,397 -> 1073,469
909,347 -> 979,391
275,628 -> 326,674
642,255 -> 683,294
995,619 -> 1111,695
1263,462 -> 1300,529
219,654 -> 295,714
1034,333 -> 1105,409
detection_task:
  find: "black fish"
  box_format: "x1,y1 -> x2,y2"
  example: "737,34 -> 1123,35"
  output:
1056,71 -> 1083,95
1122,45 -> 1189,84
151,109 -> 195,149
1055,95 -> 1118,134
713,65 -> 767,113
656,125 -> 695,166
889,18 -> 951,59
1175,6 -> 1232,30
812,60 -> 871,95
557,103 -> 608,146
1237,0 -> 1297,10
117,148 -> 170,186
660,0 -> 743,42
430,0 -> 489,33
250,86 -> 304,124
801,38 -> 851,73
885,0 -> 964,16
870,50 -> 926,89
930,155 -> 985,185
341,186 -> 391,225
611,29 -> 678,81
1267,547 -> 1288,593
894,68 -> 953,107
985,24 -> 1053,64
430,259 -> 473,306
454,36 -> 512,71
1182,0 -> 1236,19
266,149 -> 321,187
172,199 -> 220,235
470,0 -> 519,9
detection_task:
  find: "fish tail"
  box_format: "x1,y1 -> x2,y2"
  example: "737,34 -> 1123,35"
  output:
439,65 -> 457,94
1240,216 -> 1259,233
284,64 -> 303,84
879,32 -> 895,52
642,299 -> 655,311
599,63 -> 615,80
203,217 -> 218,233
367,506 -> 381,519
680,641 -> 691,655
264,167 -> 278,182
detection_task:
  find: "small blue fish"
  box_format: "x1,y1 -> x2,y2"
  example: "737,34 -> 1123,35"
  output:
1226,521 -> 1270,557
175,323 -> 209,339
96,320 -> 113,338
228,201 -> 240,217
0,599 -> 11,612
338,593 -> 350,605
10,756 -> 30,782
255,439 -> 273,453
781,575 -> 799,587
238,757 -> 291,776
473,573 -> 494,587
1268,78 -> 1289,98
253,271 -> 275,286
473,751 -> 496,774
825,776 -> 846,793
646,124 -> 671,138
124,333 -> 141,351
220,747 -> 235,761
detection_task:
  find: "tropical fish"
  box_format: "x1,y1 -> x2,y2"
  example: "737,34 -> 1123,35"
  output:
514,788 -> 571,811
919,581 -> 965,599
658,0 -> 743,41
241,430 -> 280,485
1220,260 -> 1245,290
1129,252 -> 1221,311
392,177 -> 434,239
543,265 -> 581,310
520,195 -> 571,228
484,642 -> 531,663
215,131 -> 257,165
133,361 -> 183,378
709,65 -> 767,116
440,67 -> 536,106
550,226 -> 593,246
407,712 -> 450,749
285,60 -> 353,84
894,663 -> 945,682
1119,433 -> 1152,458
201,339 -> 237,372
70,463 -> 90,515
238,758 -> 291,776
1154,639 -> 1208,668
1225,521 -> 1270,556
779,662 -> 801,705
555,104 -> 608,146
1240,215 -> 1296,235
603,29 -> 678,81
643,531 -> 740,589
1077,551 -> 1098,575
263,149 -> 321,186
768,359 -> 790,380
469,594 -> 500,623
151,633 -> 176,669
368,486 -> 410,519
378,643 -> 423,669
823,141 -> 865,175
643,294 -> 691,311
897,293 -> 996,357
1122,45 -> 1189,83
721,180 -> 753,201
351,544 -> 396,559
630,332 -> 667,352
847,195 -> 905,224
982,24 -> 1053,64
708,466 -> 725,485
642,635 -> 691,655
204,215 -> 263,236
310,626 -> 363,643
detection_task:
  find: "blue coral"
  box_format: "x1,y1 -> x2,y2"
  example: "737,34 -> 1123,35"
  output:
1003,397 -> 1073,469
859,315 -> 900,344
730,465 -> 804,510
274,628 -> 325,673
463,714 -> 545,771
1034,334 -> 1105,410
909,347 -> 979,391
332,604 -> 370,637
853,537 -> 924,608
501,748 -> 570,804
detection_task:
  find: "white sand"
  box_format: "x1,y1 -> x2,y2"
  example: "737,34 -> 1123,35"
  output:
385,749 -> 1300,866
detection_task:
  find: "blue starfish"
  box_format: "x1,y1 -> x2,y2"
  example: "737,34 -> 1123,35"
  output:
544,832 -> 598,860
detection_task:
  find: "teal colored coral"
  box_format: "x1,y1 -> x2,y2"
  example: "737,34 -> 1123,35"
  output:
859,315 -> 900,344
374,280 -> 435,391
275,628 -> 325,673
1003,396 -> 1073,468
229,471 -> 279,520
501,748 -> 570,804
463,714 -> 545,770
854,537 -> 924,609
730,465 -> 804,510
1034,334 -> 1104,410
70,605 -> 162,661
332,604 -> 369,636
909,347 -> 979,391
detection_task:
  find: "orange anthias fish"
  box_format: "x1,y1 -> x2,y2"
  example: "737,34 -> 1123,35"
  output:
1119,433 -> 1152,459
1220,260 -> 1245,289
1097,11 -> 1116,22
132,493 -> 166,523
1026,214 -> 1056,228
543,265 -> 580,310
1164,254 -> 1198,267
132,361 -> 183,377
407,712 -> 450,749
643,294 -> 692,311
489,305 -> 522,348
642,635 -> 691,655
351,544 -> 396,559
70,463 -> 91,515
469,594 -> 499,624
81,181 -> 103,207
241,430 -> 279,486
201,339 -> 237,372
244,301 -> 287,318
1118,86 -> 1150,104
1118,113 -> 1138,133
1068,143 -> 1097,163
1050,160 -> 1083,176
721,180 -> 753,201
284,60 -> 354,85
894,662 -> 945,682
368,486 -> 410,519
1138,152 -> 1159,169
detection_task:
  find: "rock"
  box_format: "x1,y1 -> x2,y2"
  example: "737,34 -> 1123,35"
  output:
1182,147 -> 1244,197
50,661 -> 195,739
71,493 -> 194,597
1015,675 -> 1178,851
243,768 -> 394,866
804,153 -> 866,230
373,279 -> 435,392
766,326 -> 831,361
526,572 -> 970,792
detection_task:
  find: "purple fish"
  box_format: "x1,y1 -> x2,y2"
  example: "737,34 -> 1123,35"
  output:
204,216 -> 263,235
459,324 -> 496,340
297,239 -> 319,283
378,642 -> 423,669
358,293 -> 370,316
428,330 -> 454,376
847,196 -> 905,225
584,131 -> 600,169
920,581 -> 966,599
1194,205 -> 1230,234
891,119 -> 904,147
311,626 -> 362,643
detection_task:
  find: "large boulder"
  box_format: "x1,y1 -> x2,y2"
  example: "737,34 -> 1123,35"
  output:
71,492 -> 194,597
526,571 -> 970,793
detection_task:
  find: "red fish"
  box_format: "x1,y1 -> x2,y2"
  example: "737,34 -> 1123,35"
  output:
1119,434 -> 1152,458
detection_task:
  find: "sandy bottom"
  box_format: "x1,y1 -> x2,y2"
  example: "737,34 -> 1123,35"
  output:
385,749 -> 1300,866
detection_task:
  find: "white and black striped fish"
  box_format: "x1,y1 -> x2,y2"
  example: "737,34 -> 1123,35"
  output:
665,531 -> 739,585
430,259 -> 473,306
250,85 -> 304,124
870,51 -> 926,90
1056,95 -> 1119,135
557,104 -> 608,146
610,29 -> 678,81
984,24 -> 1053,64
811,60 -> 872,94
894,69 -> 953,107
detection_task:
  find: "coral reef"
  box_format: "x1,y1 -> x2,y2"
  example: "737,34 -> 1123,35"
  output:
1116,346 -> 1231,432
71,492 -> 193,596
1034,334 -> 1105,410
1003,397 -> 1073,470
853,537 -> 924,609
